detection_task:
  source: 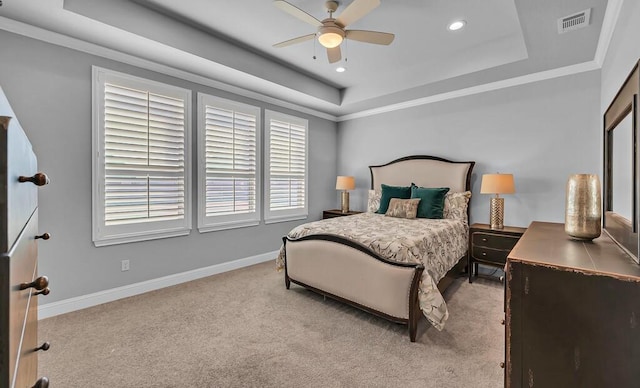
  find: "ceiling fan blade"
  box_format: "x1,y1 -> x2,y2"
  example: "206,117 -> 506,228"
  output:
327,46 -> 341,63
273,34 -> 316,48
274,0 -> 322,27
346,30 -> 394,45
336,0 -> 380,27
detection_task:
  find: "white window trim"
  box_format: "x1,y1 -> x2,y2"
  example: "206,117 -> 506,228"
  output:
264,109 -> 309,224
197,93 -> 261,232
91,66 -> 192,247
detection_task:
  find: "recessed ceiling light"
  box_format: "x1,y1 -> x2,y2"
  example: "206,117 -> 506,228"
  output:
448,20 -> 466,31
336,67 -> 346,73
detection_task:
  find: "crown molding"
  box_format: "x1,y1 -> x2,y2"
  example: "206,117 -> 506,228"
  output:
337,0 -> 623,122
337,61 -> 601,122
0,16 -> 338,122
594,0 -> 624,67
0,0 -> 624,125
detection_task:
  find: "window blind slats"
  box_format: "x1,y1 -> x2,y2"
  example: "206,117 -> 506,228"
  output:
267,116 -> 307,212
103,82 -> 186,226
203,102 -> 258,218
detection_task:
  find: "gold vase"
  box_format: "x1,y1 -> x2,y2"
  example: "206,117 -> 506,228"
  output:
565,174 -> 601,240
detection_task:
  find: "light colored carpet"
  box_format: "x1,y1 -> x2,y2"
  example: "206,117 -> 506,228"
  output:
39,261 -> 505,387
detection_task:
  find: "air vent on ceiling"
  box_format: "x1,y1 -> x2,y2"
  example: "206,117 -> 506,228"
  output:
558,8 -> 591,34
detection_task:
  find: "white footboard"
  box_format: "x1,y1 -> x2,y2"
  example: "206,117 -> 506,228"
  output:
283,234 -> 424,342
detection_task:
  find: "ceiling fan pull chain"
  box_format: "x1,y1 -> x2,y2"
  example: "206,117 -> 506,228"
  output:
313,35 -> 317,60
345,38 -> 348,63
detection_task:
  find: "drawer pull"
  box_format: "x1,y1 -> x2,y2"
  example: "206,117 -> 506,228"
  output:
35,287 -> 50,296
35,342 -> 50,352
18,172 -> 49,186
482,238 -> 488,242
500,362 -> 505,369
20,276 -> 49,291
35,232 -> 51,240
501,319 -> 505,325
32,377 -> 49,388
482,252 -> 487,256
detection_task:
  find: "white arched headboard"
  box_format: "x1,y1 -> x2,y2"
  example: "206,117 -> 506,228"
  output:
369,155 -> 474,193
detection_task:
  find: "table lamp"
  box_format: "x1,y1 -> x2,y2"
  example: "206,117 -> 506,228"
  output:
480,173 -> 515,229
336,176 -> 355,213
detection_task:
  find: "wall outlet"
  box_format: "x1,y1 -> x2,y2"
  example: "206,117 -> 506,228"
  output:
121,259 -> 130,272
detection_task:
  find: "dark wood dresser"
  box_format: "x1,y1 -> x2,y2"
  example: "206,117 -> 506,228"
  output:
0,90 -> 50,387
505,221 -> 640,388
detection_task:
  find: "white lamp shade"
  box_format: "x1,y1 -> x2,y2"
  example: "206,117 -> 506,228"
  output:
336,176 -> 355,190
480,174 -> 515,194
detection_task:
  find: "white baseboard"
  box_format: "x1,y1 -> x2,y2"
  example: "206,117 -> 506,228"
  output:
38,250 -> 279,320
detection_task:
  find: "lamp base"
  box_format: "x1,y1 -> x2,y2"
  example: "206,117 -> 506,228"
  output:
489,197 -> 505,229
341,191 -> 350,213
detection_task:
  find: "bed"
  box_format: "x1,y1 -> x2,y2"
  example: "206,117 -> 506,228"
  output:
277,155 -> 475,342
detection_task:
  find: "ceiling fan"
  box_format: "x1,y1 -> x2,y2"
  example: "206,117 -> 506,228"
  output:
273,0 -> 395,64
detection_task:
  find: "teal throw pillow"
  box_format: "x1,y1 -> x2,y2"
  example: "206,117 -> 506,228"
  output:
376,184 -> 412,214
410,185 -> 450,219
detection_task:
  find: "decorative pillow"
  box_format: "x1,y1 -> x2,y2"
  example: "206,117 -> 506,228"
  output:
443,191 -> 472,224
410,185 -> 450,219
367,190 -> 381,213
376,184 -> 412,214
385,198 -> 421,219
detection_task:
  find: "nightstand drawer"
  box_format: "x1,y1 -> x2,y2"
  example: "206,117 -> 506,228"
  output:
472,246 -> 510,264
468,224 -> 526,283
472,232 -> 520,250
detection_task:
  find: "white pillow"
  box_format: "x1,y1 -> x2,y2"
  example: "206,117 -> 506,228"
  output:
367,190 -> 381,213
443,191 -> 472,224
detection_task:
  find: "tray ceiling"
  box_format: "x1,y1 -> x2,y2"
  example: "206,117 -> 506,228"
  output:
0,0 -> 609,118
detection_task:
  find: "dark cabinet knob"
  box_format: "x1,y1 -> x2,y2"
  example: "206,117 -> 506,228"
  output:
501,319 -> 505,325
481,238 -> 488,242
18,172 -> 49,186
35,232 -> 51,240
500,362 -> 505,369
34,287 -> 50,296
35,342 -> 50,352
20,276 -> 49,291
32,377 -> 49,388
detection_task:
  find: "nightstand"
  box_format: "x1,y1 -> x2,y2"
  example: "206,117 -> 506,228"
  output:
468,223 -> 526,283
322,209 -> 363,219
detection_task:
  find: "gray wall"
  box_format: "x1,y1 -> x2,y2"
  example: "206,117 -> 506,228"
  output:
0,31 -> 338,303
601,0 -> 640,113
337,70 -> 601,229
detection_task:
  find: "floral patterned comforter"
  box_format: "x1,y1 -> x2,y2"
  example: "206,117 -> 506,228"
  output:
276,212 -> 468,330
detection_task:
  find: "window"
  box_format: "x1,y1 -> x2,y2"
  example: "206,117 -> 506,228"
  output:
264,110 -> 308,223
92,67 -> 192,246
197,94 -> 261,232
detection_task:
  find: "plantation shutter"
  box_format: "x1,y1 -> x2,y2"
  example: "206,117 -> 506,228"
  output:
265,110 -> 308,223
104,83 -> 186,225
197,94 -> 261,232
93,67 -> 191,246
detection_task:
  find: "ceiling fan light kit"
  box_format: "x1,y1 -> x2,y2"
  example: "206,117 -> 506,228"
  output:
318,23 -> 345,48
273,0 -> 394,64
